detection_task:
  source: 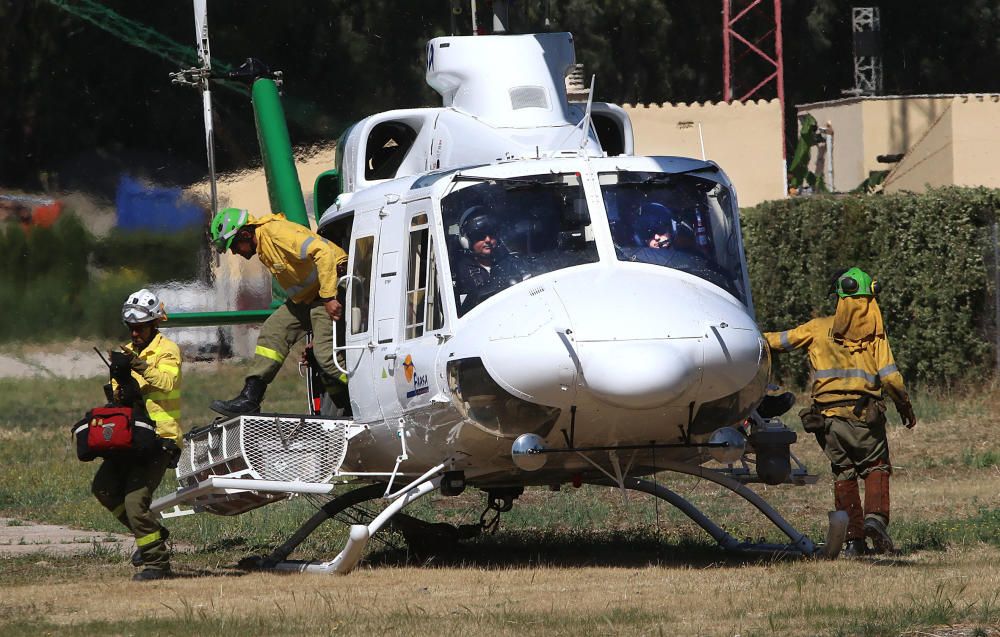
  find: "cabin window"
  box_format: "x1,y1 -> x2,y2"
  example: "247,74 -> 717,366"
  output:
599,171 -> 748,303
365,122 -> 418,181
349,235 -> 375,335
440,172 -> 598,317
404,213 -> 444,339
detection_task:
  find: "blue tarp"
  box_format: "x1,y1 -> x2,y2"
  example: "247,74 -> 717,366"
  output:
115,176 -> 203,232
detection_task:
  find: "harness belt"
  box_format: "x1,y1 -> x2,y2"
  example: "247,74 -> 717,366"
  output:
814,394 -> 882,419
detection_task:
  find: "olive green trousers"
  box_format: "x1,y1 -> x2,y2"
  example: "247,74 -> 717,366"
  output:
814,415 -> 890,482
248,299 -> 347,393
91,448 -> 171,568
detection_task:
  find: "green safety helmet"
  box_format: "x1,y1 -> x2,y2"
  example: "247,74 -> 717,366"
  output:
836,266 -> 881,298
210,208 -> 250,253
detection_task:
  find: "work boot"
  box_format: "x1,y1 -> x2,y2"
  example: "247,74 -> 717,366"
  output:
863,469 -> 893,553
841,538 -> 869,558
132,567 -> 172,582
864,515 -> 894,554
211,376 -> 267,417
131,526 -> 169,567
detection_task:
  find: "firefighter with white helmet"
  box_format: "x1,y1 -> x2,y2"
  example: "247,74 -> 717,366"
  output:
91,288 -> 182,581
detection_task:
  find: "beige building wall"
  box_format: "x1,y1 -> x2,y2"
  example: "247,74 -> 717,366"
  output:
182,144 -> 338,358
797,95 -> 1000,193
623,99 -> 786,207
796,101 -> 866,192
188,143 -> 338,228
882,105 -> 954,192
951,95 -> 1000,187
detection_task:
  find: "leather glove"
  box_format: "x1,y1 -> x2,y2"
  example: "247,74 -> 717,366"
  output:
128,355 -> 149,374
899,402 -> 917,429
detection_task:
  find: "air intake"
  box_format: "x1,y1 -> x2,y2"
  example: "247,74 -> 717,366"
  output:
509,85 -> 549,110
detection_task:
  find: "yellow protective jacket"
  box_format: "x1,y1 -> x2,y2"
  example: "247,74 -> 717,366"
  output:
764,316 -> 910,418
251,213 -> 348,304
116,332 -> 183,444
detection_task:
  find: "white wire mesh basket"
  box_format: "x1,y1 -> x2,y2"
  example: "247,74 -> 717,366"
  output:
175,414 -> 349,515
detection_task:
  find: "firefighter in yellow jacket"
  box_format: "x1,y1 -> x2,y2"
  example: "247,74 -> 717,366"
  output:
92,289 -> 182,581
209,208 -> 348,416
764,267 -> 917,557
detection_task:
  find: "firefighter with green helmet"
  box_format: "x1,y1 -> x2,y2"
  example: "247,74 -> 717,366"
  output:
764,267 -> 917,557
209,207 -> 349,416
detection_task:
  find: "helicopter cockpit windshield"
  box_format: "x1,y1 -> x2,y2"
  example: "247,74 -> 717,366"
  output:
442,172 -> 598,317
600,171 -> 748,303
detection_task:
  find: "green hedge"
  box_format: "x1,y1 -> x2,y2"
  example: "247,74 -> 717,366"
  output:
0,213 -> 204,342
743,186 -> 1000,387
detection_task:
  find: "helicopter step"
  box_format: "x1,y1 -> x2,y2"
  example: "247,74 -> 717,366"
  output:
152,413 -> 363,517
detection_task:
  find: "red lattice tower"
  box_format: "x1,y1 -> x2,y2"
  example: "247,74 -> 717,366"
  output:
722,0 -> 786,156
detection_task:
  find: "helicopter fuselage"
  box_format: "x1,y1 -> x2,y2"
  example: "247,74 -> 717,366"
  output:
320,154 -> 768,487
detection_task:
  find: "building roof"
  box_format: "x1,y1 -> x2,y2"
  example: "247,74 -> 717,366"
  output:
797,93 -> 1000,110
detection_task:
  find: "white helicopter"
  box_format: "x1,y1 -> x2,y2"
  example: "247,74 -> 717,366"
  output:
153,17 -> 847,574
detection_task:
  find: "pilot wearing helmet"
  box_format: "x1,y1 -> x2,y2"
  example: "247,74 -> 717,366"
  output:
634,202 -> 695,251
454,206 -> 524,314
764,267 -> 917,558
91,288 -> 182,581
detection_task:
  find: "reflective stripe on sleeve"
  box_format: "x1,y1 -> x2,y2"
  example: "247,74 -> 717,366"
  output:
878,363 -> 899,378
135,529 -> 163,547
780,331 -> 791,350
814,368 -> 878,384
299,236 -> 315,260
159,363 -> 180,375
255,345 -> 285,363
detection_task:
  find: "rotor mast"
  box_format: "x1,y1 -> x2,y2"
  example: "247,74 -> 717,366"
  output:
170,0 -> 218,216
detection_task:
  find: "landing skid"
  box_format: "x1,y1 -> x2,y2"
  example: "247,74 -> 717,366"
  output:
597,461 -> 846,559
257,477 -> 442,575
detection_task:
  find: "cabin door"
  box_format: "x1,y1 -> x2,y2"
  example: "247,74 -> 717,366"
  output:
342,212 -> 380,422
392,200 -> 446,412
371,201 -> 406,421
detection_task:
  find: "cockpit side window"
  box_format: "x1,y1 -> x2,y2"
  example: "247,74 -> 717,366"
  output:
600,171 -> 748,303
441,172 -> 599,317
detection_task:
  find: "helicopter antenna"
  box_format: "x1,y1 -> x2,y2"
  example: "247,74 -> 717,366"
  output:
578,74 -> 597,150
170,0 -> 218,215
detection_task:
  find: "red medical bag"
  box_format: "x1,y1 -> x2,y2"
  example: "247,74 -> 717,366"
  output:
73,406 -> 157,461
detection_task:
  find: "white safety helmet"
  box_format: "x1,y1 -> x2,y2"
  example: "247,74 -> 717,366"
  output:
121,288 -> 167,325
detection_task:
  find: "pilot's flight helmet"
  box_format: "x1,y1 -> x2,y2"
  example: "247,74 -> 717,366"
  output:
634,202 -> 675,239
459,205 -> 495,249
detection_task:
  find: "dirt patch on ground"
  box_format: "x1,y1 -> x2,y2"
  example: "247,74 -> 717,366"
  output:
0,341 -> 110,379
0,517 -> 132,556
0,343 -> 229,379
0,518 -> 193,558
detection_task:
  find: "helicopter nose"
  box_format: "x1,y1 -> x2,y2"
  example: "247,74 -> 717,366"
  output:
580,340 -> 699,409
548,267 -> 763,410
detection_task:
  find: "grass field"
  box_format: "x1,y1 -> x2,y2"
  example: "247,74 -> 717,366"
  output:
1,357 -> 999,636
